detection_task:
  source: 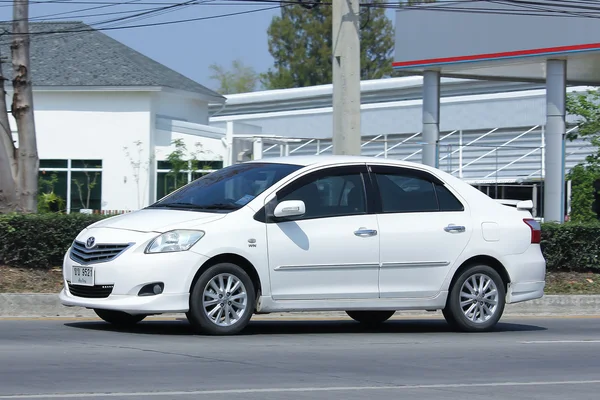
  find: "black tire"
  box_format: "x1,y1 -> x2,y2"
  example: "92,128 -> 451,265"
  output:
443,264 -> 506,332
346,310 -> 395,325
94,309 -> 146,327
187,263 -> 255,335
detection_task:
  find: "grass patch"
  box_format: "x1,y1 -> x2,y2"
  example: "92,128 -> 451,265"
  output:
2,265 -> 600,295
545,271 -> 600,295
0,265 -> 64,293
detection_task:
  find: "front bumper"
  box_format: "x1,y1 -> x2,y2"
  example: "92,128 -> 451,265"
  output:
59,289 -> 190,314
60,228 -> 209,314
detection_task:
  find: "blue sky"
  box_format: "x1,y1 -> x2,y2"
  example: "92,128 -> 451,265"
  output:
0,1 -> 396,92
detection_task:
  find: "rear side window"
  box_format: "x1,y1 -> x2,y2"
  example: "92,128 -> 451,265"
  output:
371,166 -> 464,213
375,174 -> 438,213
435,184 -> 464,212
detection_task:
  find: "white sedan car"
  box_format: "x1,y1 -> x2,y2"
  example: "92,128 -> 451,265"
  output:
59,155 -> 545,335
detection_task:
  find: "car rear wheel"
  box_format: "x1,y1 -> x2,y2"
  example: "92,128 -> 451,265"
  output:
94,309 -> 146,327
443,264 -> 506,332
346,310 -> 395,325
187,263 -> 255,335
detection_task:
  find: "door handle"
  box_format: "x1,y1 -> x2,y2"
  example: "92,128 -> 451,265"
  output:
444,224 -> 466,233
354,228 -> 378,237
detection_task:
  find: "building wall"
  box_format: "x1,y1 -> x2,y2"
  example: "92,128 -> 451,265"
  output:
210,88 -> 582,139
8,89 -> 222,213
153,91 -> 224,162
26,90 -> 154,212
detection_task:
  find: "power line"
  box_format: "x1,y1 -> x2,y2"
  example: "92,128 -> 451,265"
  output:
2,0 -> 599,40
1,0 -> 145,23
0,2 -> 284,42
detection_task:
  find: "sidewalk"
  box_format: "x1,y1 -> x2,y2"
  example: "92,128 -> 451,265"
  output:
1,293 -> 599,318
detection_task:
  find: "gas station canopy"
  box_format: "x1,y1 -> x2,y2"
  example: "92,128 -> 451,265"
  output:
392,0 -> 600,85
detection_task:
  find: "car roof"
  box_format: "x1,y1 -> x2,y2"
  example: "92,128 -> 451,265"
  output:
250,155 -> 436,172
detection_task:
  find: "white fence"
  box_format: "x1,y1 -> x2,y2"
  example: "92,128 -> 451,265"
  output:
231,125 -> 595,185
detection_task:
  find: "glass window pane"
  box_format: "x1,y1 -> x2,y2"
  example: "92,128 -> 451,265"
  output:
197,160 -> 223,170
38,170 -> 68,212
435,184 -> 464,212
376,173 -> 438,213
151,162 -> 302,212
279,173 -> 366,219
70,171 -> 102,212
39,159 -> 67,169
192,171 -> 213,181
157,161 -> 172,170
72,160 -> 102,169
156,172 -> 188,200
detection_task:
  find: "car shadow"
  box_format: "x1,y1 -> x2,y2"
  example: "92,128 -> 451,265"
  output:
64,317 -> 547,336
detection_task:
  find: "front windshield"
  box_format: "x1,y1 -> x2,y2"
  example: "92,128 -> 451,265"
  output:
148,162 -> 303,212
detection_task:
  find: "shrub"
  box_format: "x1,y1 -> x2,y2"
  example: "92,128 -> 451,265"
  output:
1,214 -> 600,273
0,213 -> 108,268
541,221 -> 600,272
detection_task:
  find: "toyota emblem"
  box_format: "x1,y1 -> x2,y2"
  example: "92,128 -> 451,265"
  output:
86,236 -> 96,249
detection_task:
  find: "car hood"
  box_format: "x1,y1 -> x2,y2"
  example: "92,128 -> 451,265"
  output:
86,209 -> 229,233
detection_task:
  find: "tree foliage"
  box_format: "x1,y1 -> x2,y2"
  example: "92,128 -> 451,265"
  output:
565,89 -> 600,222
262,1 -> 399,89
209,59 -> 259,94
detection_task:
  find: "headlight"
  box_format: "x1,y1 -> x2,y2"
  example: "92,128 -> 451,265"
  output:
145,230 -> 205,254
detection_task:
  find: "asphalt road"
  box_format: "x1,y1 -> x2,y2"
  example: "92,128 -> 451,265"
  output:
1,315 -> 600,399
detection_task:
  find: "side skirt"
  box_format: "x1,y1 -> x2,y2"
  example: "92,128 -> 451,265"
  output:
255,291 -> 448,313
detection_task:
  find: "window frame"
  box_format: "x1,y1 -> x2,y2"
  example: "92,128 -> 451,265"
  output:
257,164 -> 376,224
367,164 -> 465,214
39,159 -> 103,214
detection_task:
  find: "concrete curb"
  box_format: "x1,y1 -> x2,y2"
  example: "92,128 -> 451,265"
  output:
1,293 -> 599,318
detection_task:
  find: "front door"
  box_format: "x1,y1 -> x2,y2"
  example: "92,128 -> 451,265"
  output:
266,165 -> 380,301
369,164 -> 473,299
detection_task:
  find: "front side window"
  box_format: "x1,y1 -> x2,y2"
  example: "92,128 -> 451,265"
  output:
277,170 -> 366,220
373,167 -> 464,213
149,162 -> 302,212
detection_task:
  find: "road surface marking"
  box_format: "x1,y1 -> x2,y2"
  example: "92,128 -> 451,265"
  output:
3,380 -> 600,398
522,340 -> 600,344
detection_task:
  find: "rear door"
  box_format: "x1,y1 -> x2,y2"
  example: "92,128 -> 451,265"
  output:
368,164 -> 473,299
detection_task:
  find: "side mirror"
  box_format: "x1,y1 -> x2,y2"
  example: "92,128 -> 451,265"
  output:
273,200 -> 306,219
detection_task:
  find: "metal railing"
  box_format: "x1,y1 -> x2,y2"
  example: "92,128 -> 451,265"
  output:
234,125 -> 594,185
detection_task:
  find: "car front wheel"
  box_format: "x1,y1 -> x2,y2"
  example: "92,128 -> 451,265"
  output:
443,264 -> 506,332
187,263 -> 255,335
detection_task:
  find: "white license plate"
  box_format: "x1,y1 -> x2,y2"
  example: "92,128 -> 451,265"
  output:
72,266 -> 94,286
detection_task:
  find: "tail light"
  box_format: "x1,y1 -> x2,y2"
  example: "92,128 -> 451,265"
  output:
524,218 -> 541,244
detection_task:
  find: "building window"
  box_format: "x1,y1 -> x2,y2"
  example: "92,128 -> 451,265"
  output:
156,160 -> 223,200
38,159 -> 103,213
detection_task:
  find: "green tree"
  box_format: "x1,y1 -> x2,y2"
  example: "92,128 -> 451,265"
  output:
209,59 -> 259,94
565,89 -> 600,222
261,1 -> 434,89
163,139 -> 218,195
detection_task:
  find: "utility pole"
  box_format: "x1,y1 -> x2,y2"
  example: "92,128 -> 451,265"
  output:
332,0 -> 361,156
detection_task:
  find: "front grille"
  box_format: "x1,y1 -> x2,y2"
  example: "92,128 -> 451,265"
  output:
67,282 -> 114,298
70,241 -> 131,265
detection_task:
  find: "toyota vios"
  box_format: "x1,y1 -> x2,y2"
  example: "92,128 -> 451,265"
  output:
59,156 -> 545,335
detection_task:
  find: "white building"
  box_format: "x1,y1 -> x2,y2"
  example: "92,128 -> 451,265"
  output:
209,77 -> 596,219
3,21 -> 229,213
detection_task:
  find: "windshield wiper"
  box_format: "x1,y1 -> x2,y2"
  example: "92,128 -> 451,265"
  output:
193,203 -> 240,210
148,202 -> 204,209
148,202 -> 239,210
